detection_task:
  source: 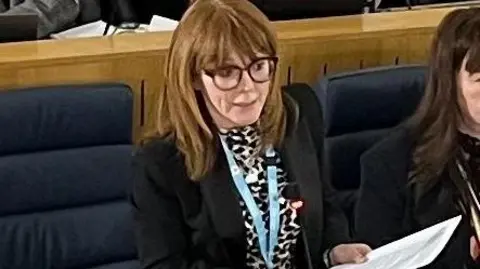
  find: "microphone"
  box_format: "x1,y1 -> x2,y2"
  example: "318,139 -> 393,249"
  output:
102,0 -> 139,36
283,183 -> 305,211
451,158 -> 480,250
103,22 -> 111,36
463,179 -> 480,248
405,0 -> 413,9
283,183 -> 313,269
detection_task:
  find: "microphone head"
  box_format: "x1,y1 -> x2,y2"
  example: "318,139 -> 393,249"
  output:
283,183 -> 305,211
283,183 -> 301,200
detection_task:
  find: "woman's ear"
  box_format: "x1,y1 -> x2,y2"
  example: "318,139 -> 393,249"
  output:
193,75 -> 203,91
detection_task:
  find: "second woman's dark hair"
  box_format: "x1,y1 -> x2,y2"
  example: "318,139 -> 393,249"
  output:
409,8 -> 480,185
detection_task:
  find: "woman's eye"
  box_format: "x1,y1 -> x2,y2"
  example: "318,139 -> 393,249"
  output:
217,68 -> 236,77
253,62 -> 265,71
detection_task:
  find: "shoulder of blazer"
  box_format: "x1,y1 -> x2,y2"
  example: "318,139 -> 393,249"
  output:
361,126 -> 414,185
135,136 -> 180,161
362,126 -> 413,163
283,83 -> 325,143
133,137 -> 185,194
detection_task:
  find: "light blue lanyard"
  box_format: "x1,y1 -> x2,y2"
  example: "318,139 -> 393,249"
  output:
220,139 -> 280,268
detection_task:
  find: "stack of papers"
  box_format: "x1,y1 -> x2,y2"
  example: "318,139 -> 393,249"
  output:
149,15 -> 178,32
332,215 -> 462,269
51,15 -> 178,40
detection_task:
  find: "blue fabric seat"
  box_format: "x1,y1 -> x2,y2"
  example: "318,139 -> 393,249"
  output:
313,65 -> 427,232
0,84 -> 139,269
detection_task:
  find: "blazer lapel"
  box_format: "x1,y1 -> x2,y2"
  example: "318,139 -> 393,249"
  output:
413,178 -> 461,228
281,118 -> 324,266
198,146 -> 246,262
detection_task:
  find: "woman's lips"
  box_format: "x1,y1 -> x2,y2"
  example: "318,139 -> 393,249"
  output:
233,99 -> 257,107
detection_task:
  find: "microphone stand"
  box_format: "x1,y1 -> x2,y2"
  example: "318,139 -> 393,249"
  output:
365,0 -> 376,13
103,0 -> 140,36
452,158 -> 480,249
103,0 -> 116,36
284,184 -> 314,269
300,216 -> 314,269
465,179 -> 480,247
405,0 -> 413,9
103,21 -> 112,36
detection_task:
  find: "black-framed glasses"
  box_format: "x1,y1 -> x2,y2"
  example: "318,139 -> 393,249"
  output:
204,56 -> 278,91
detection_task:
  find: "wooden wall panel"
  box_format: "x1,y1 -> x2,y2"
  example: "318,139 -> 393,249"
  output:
0,7 -> 461,140
404,32 -> 436,64
0,54 -> 167,141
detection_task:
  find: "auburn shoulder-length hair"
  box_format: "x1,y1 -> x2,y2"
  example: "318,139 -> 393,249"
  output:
154,0 -> 286,180
408,8 -> 480,185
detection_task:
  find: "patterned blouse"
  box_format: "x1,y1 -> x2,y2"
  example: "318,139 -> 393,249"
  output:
220,125 -> 301,269
453,133 -> 480,239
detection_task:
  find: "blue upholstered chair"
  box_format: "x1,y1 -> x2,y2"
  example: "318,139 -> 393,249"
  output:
0,84 -> 139,269
314,65 -> 427,232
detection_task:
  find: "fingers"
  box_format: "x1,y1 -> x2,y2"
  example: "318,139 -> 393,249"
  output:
471,236 -> 479,261
349,243 -> 372,263
347,244 -> 371,264
355,244 -> 373,256
353,254 -> 367,263
331,243 -> 372,265
353,244 -> 372,263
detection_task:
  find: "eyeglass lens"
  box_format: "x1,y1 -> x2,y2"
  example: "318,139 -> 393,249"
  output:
211,58 -> 276,90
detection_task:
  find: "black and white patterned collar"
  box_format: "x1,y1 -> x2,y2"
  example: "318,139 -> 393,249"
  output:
219,124 -> 262,171
459,132 -> 480,159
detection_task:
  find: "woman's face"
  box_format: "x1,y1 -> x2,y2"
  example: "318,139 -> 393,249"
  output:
458,57 -> 480,132
198,53 -> 275,129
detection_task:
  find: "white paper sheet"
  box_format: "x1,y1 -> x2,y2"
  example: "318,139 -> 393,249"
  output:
51,21 -> 110,39
148,15 -> 178,32
51,21 -> 150,39
332,215 -> 462,269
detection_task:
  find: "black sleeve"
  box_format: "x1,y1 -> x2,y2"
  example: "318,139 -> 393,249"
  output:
131,144 -> 232,269
354,145 -> 409,248
285,84 -> 351,251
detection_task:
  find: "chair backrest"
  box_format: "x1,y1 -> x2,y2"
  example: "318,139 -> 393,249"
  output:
314,65 -> 426,190
0,84 -> 138,269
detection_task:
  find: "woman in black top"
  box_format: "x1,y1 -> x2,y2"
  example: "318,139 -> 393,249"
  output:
356,8 -> 480,269
131,0 -> 371,268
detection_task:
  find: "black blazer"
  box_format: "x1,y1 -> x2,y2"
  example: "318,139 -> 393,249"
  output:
131,85 -> 350,269
355,127 -> 479,269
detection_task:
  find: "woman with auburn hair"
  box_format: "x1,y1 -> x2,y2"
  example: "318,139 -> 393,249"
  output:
355,8 -> 480,269
131,0 -> 371,268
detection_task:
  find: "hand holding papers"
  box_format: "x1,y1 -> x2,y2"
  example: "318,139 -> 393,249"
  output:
332,215 -> 462,269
